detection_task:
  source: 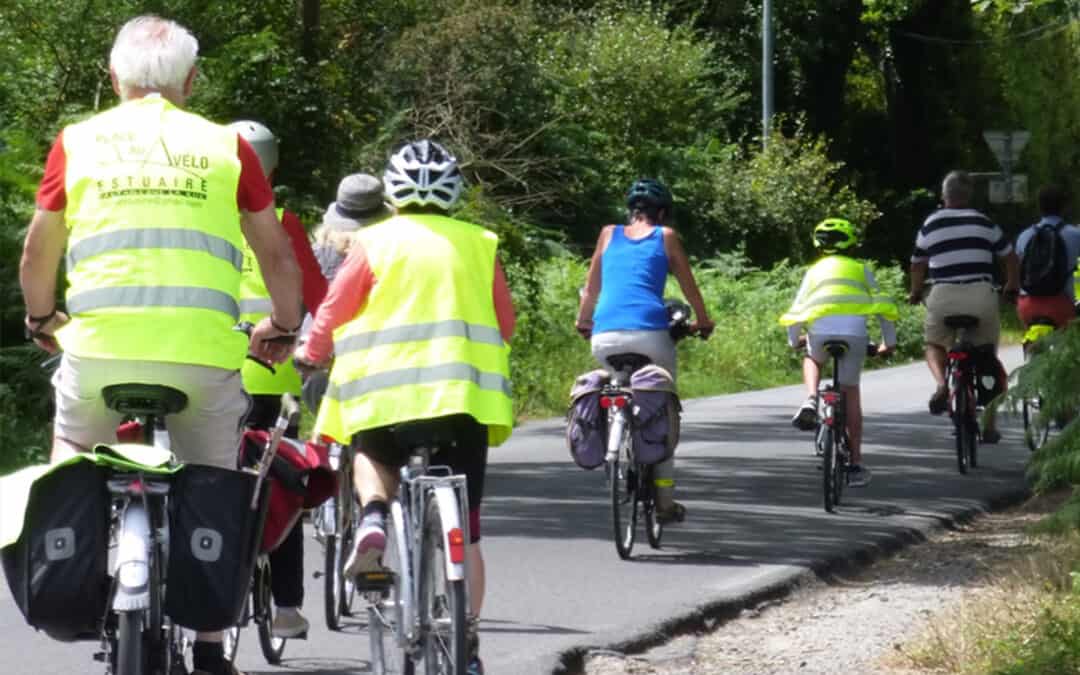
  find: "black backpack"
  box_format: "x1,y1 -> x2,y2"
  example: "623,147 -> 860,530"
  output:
1020,222 -> 1071,296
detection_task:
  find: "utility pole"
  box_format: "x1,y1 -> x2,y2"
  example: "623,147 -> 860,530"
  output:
762,0 -> 774,148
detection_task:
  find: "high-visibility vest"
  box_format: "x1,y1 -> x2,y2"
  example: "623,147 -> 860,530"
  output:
314,214 -> 513,446
57,95 -> 247,369
780,255 -> 899,326
239,208 -> 303,395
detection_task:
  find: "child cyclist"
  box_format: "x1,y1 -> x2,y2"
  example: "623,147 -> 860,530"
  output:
780,218 -> 899,487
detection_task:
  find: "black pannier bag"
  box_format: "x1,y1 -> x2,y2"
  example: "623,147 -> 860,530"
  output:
1,460 -> 111,641
165,464 -> 269,631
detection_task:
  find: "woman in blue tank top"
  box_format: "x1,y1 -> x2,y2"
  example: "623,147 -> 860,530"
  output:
575,179 -> 714,524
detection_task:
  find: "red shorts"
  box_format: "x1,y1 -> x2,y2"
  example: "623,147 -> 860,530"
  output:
1017,294 -> 1075,328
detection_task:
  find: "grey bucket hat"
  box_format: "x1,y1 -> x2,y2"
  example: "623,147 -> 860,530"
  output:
322,173 -> 391,231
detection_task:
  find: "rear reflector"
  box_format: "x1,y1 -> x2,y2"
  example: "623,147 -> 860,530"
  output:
448,528 -> 465,564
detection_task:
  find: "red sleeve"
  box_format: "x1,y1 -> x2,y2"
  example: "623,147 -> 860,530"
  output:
236,136 -> 274,212
281,211 -> 328,312
493,259 -> 516,341
301,243 -> 376,363
36,131 -> 67,211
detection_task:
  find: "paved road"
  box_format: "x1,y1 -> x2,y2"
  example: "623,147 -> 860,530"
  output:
1,351 -> 1030,674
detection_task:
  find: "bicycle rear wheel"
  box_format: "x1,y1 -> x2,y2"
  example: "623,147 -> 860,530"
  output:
611,455 -> 638,560
821,425 -> 839,513
254,560 -> 287,664
954,386 -> 970,475
416,499 -> 467,674
1023,396 -> 1050,452
643,466 -> 663,549
115,611 -> 146,675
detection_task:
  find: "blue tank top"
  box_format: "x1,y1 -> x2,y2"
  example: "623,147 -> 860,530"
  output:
593,226 -> 669,333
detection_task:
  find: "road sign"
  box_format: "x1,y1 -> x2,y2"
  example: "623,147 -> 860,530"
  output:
983,130 -> 1030,169
988,174 -> 1027,204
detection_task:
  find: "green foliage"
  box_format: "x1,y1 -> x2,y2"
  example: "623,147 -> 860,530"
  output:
985,570 -> 1080,675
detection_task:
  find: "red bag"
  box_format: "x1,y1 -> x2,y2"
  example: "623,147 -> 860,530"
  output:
238,431 -> 337,553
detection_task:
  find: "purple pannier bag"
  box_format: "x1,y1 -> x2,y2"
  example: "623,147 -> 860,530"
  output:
629,364 -> 680,465
566,369 -> 610,469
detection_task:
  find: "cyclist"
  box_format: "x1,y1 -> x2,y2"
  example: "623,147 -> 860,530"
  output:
1015,184 -> 1080,331
574,178 -> 714,524
19,16 -> 301,675
780,218 -> 898,487
295,139 -> 514,675
228,120 -> 328,640
909,170 -> 1018,444
312,172 -> 393,281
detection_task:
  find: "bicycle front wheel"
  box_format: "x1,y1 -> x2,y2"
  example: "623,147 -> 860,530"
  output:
254,561 -> 287,664
417,499 -> 467,674
821,426 -> 839,513
115,611 -> 146,675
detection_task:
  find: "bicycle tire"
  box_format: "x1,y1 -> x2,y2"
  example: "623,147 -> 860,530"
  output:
254,561 -> 287,664
223,623 -> 240,664
610,455 -> 638,560
367,516 -> 411,675
835,433 -> 848,506
1023,396 -> 1050,453
116,611 -> 146,675
954,384 -> 969,475
417,498 -> 467,674
643,466 -> 663,549
821,425 -> 838,513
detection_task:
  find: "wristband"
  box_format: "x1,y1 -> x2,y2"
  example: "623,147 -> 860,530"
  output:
270,315 -> 302,334
27,309 -> 57,325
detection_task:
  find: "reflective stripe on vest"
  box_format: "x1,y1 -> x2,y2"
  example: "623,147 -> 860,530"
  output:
57,95 -> 247,369
240,207 -> 303,395
314,214 -> 513,446
779,255 -> 899,326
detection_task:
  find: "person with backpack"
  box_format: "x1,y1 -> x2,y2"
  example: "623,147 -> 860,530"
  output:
781,218 -> 898,487
1015,184 -> 1080,329
908,170 -> 1019,444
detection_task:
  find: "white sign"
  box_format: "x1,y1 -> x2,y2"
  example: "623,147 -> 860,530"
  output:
988,174 -> 1027,204
983,130 -> 1030,169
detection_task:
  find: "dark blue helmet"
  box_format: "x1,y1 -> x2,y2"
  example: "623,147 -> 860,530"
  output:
625,178 -> 673,213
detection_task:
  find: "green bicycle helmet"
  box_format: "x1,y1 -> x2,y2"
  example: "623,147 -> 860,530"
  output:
813,218 -> 859,253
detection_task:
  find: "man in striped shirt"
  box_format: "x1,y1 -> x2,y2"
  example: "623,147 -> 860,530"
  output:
908,170 -> 1018,442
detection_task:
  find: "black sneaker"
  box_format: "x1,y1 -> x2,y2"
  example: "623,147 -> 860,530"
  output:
847,464 -> 872,488
928,385 -> 948,415
655,501 -> 687,524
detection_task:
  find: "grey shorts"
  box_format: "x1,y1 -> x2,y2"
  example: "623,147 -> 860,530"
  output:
807,334 -> 868,386
591,329 -> 677,381
52,354 -> 249,468
925,281 -> 1000,348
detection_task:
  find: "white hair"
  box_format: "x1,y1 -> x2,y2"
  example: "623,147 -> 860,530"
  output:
942,170 -> 974,206
109,16 -> 198,98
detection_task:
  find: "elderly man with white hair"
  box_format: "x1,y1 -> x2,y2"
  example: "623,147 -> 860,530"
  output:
19,14 -> 301,675
908,169 -> 1019,443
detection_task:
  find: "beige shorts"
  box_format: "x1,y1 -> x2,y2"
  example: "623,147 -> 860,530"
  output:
924,281 -> 1000,348
52,354 -> 250,469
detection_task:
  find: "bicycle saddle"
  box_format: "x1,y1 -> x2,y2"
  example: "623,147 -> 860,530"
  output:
605,353 -> 652,374
822,340 -> 850,357
944,314 -> 979,330
102,383 -> 188,417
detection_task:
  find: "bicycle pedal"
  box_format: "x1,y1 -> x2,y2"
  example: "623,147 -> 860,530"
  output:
93,652 -> 107,662
355,570 -> 395,591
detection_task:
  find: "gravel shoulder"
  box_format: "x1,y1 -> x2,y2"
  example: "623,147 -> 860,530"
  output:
583,489 -> 1068,675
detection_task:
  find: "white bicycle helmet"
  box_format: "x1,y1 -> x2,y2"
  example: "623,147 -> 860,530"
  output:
383,140 -> 463,210
228,120 -> 278,178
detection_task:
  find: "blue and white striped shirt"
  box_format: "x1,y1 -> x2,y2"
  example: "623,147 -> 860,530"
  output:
911,208 -> 1011,283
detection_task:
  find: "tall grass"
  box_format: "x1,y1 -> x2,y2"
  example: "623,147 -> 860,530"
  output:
508,252 -> 928,419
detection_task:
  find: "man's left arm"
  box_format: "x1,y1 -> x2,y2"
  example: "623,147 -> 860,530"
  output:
993,227 -> 1019,297
20,208 -> 69,352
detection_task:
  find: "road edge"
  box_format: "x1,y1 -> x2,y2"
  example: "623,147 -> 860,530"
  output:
545,483 -> 1031,674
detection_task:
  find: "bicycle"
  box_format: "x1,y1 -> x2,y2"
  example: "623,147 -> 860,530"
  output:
943,314 -> 982,474
312,439 -> 361,631
604,302 -> 697,560
1020,317 -> 1057,452
814,341 -> 880,513
360,420 -> 473,675
223,395 -> 303,666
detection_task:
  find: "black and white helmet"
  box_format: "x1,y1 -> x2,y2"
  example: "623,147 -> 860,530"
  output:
383,140 -> 464,211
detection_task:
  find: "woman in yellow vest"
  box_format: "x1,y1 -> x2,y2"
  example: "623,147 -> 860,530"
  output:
295,140 -> 514,675
780,219 -> 898,487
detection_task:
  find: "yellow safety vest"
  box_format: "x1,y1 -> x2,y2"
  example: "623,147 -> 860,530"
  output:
314,214 -> 513,446
779,255 -> 899,326
57,95 -> 247,369
239,208 -> 303,395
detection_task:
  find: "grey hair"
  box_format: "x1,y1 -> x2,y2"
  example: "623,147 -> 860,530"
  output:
109,16 -> 198,98
942,170 -> 974,206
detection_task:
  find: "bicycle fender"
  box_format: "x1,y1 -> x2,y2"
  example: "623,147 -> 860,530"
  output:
433,486 -> 467,582
113,502 -> 152,611
391,500 -> 416,642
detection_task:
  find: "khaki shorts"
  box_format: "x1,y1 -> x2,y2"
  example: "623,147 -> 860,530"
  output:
52,354 -> 250,469
924,281 -> 1000,348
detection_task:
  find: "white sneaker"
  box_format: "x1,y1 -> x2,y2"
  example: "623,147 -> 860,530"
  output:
848,464 -> 872,488
344,517 -> 387,578
271,606 -> 309,638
